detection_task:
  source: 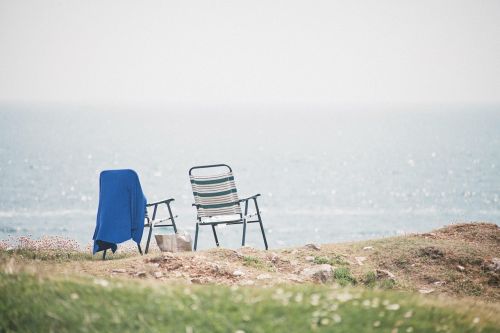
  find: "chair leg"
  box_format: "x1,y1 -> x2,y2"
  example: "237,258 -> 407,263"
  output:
258,220 -> 268,250
167,202 -> 178,233
102,249 -> 107,260
138,243 -> 143,255
253,198 -> 268,250
242,199 -> 249,247
145,224 -> 153,254
211,225 -> 220,247
194,223 -> 200,251
242,220 -> 247,247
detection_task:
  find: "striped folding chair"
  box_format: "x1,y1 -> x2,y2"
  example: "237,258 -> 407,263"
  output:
189,164 -> 268,251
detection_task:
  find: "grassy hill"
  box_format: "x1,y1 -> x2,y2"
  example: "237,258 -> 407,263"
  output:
1,223 -> 499,332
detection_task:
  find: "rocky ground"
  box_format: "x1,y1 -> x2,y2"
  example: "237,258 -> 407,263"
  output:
4,222 -> 499,302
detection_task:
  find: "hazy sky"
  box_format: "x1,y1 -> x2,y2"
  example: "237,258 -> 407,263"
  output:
0,0 -> 499,107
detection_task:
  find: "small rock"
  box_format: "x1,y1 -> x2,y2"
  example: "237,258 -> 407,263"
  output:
419,288 -> 435,294
304,243 -> 321,251
286,275 -> 304,283
433,281 -> 445,286
363,246 -> 373,250
136,271 -> 147,278
301,264 -> 333,283
305,256 -> 315,262
209,263 -> 221,272
256,274 -> 272,280
355,257 -> 367,265
153,271 -> 163,278
239,279 -> 255,286
376,269 -> 396,280
419,246 -> 444,259
157,253 -> 174,261
483,258 -> 500,272
457,265 -> 465,272
190,278 -> 202,284
270,253 -> 280,263
111,268 -> 126,273
290,249 -> 299,255
148,263 -> 160,268
233,270 -> 245,277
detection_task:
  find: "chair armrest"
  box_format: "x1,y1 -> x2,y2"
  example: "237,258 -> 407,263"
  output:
146,198 -> 175,207
238,194 -> 261,202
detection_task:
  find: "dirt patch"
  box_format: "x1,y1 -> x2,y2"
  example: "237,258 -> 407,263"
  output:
419,246 -> 445,259
421,223 -> 500,243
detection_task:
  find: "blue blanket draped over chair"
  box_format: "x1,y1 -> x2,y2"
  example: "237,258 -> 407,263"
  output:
93,169 -> 147,254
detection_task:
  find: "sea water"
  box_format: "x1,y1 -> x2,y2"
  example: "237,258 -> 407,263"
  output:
0,105 -> 498,250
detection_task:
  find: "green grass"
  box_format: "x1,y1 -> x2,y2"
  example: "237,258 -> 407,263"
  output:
242,255 -> 262,266
362,271 -> 396,290
1,273 -> 498,333
333,267 -> 357,286
363,271 -> 377,288
241,255 -> 273,271
313,255 -> 349,266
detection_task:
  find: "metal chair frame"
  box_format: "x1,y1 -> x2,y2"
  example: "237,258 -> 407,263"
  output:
189,164 -> 268,251
144,198 -> 178,254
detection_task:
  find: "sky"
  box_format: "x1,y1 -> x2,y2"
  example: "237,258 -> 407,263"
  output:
0,0 -> 499,107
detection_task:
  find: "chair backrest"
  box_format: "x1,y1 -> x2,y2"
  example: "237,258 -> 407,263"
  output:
189,164 -> 241,218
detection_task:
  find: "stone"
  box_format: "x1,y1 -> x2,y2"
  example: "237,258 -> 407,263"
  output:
419,246 -> 444,259
190,278 -> 202,284
256,274 -> 272,280
376,269 -> 396,280
304,243 -> 321,251
286,275 -> 304,283
363,246 -> 373,250
270,253 -> 280,263
233,270 -> 245,277
457,265 -> 465,272
300,264 -> 333,283
484,258 -> 500,272
239,279 -> 255,286
305,256 -> 315,262
135,271 -> 147,278
153,271 -> 163,278
355,257 -> 367,265
111,268 -> 126,273
418,288 -> 435,294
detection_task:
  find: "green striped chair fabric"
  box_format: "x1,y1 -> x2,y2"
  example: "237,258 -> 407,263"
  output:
190,172 -> 242,218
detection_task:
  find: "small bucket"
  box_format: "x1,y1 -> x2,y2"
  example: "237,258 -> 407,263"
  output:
155,231 -> 192,252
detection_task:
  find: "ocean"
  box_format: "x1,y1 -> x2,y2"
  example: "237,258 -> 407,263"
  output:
0,105 -> 499,250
